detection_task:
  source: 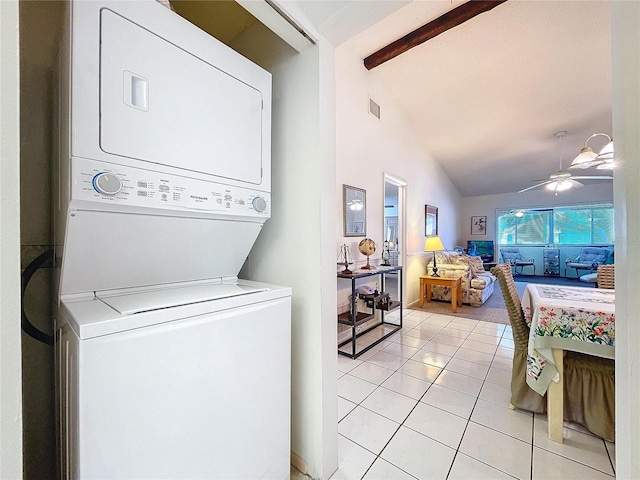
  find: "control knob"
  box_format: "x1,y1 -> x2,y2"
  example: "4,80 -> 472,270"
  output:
252,196 -> 267,213
92,172 -> 122,195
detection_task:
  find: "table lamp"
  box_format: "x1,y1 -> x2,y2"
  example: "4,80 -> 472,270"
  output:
424,236 -> 445,277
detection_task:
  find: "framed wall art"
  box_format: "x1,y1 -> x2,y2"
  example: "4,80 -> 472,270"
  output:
471,216 -> 487,235
425,205 -> 438,236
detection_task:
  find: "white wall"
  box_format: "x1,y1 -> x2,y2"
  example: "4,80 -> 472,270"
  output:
233,24 -> 339,479
0,1 -> 23,477
611,2 -> 640,477
335,44 -> 462,308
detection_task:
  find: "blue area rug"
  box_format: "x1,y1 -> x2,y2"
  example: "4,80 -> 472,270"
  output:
510,274 -> 593,287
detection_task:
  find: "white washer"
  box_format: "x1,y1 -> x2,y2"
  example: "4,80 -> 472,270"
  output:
57,280 -> 290,479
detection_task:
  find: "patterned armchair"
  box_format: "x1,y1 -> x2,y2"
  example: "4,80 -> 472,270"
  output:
500,248 -> 535,275
426,251 -> 495,306
565,247 -> 609,278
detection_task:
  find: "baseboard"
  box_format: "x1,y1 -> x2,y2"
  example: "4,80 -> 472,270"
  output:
291,451 -> 308,475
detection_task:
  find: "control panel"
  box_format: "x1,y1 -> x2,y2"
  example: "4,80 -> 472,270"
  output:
70,158 -> 270,217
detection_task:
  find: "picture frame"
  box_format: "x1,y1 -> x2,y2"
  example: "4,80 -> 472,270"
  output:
471,216 -> 487,235
425,205 -> 438,236
343,185 -> 367,237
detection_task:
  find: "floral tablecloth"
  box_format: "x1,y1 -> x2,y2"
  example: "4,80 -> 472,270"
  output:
522,284 -> 615,395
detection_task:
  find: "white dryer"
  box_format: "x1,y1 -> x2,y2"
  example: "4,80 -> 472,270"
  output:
54,1 -> 290,478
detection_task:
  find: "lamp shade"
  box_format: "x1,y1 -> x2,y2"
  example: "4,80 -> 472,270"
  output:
424,236 -> 445,252
597,140 -> 614,160
570,133 -> 613,170
569,146 -> 598,169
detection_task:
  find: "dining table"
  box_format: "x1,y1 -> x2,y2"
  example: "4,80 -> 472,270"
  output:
522,283 -> 615,442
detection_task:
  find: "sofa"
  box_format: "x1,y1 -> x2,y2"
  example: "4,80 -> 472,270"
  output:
426,251 -> 496,307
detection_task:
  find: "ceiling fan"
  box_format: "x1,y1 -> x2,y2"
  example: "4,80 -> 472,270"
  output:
518,131 -> 613,194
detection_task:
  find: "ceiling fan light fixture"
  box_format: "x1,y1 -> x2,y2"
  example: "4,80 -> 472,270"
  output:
519,131 -> 613,194
597,162 -> 616,170
570,133 -> 614,170
569,146 -> 600,169
349,199 -> 363,211
597,140 -> 614,160
546,180 -> 572,192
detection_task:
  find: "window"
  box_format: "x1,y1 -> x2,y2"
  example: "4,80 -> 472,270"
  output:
497,205 -> 613,246
498,210 -> 551,245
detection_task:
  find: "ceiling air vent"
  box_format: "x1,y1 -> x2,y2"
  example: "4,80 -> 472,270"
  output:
369,98 -> 381,119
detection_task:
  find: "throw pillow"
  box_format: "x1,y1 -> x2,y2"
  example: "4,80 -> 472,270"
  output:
467,256 -> 485,276
438,251 -> 459,264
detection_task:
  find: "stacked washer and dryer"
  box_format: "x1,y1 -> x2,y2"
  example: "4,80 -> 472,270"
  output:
54,1 -> 291,478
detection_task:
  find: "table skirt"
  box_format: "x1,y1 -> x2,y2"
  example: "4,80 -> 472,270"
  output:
563,351 -> 615,442
512,348 -> 615,441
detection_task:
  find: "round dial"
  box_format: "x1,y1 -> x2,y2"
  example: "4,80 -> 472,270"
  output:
252,196 -> 267,213
92,172 -> 122,195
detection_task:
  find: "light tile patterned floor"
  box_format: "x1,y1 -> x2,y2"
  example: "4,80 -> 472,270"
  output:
334,308 -> 616,480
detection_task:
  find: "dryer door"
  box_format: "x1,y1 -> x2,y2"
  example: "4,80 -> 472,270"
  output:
99,9 -> 264,185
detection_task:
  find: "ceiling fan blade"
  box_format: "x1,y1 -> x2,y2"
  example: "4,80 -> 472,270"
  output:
518,180 -> 554,193
568,179 -> 585,188
571,175 -> 613,180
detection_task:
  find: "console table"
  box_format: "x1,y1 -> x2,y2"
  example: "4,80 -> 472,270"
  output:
419,275 -> 462,313
337,266 -> 403,359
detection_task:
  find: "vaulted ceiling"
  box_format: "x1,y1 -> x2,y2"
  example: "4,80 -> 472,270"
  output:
300,0 -> 613,197
174,0 -> 613,198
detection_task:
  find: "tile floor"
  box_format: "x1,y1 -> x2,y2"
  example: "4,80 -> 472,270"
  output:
334,309 -> 616,479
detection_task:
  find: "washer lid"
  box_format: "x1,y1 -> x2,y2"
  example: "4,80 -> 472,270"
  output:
97,283 -> 269,315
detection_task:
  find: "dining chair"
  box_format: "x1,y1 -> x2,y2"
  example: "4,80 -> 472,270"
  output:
597,264 -> 615,289
491,264 -> 616,441
491,264 -> 546,412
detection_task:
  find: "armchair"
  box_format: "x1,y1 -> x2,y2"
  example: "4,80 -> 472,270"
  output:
565,247 -> 609,278
500,248 -> 535,275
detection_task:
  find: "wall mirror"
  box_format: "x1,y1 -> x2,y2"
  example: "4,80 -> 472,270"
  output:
425,204 -> 438,236
343,185 -> 366,237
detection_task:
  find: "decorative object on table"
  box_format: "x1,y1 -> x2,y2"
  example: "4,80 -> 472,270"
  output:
519,131 -> 612,194
471,216 -> 487,235
424,205 -> 438,236
381,240 -> 392,266
336,244 -> 353,274
358,238 -> 377,270
358,285 -> 375,296
423,235 -> 445,277
343,185 -> 367,237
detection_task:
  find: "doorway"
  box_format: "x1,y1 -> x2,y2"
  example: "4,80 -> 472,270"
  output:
383,173 -> 407,304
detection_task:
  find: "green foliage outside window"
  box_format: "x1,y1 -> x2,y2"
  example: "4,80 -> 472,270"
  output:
497,205 -> 613,246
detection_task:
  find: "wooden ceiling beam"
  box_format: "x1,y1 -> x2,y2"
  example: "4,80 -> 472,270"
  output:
364,0 -> 508,70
